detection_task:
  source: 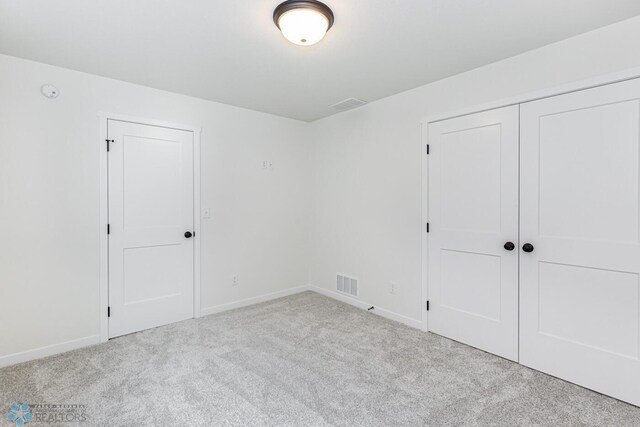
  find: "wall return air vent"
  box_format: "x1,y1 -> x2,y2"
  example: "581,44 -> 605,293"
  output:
329,98 -> 367,111
337,273 -> 358,297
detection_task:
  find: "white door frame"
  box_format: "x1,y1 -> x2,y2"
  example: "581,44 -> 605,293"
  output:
98,113 -> 202,342
420,66 -> 640,332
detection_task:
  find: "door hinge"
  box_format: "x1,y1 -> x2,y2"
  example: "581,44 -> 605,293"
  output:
107,306 -> 111,317
426,222 -> 430,233
106,139 -> 113,151
426,144 -> 430,155
107,224 -> 110,234
426,300 -> 430,311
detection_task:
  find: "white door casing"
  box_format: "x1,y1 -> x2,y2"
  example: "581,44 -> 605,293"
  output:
519,78 -> 640,406
427,105 -> 520,361
108,119 -> 195,338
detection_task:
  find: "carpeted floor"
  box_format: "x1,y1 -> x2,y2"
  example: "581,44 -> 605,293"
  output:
2,291 -> 640,426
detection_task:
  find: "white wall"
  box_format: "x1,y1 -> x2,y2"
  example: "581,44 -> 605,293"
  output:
308,16 -> 640,322
0,54 -> 311,360
3,15 -> 640,364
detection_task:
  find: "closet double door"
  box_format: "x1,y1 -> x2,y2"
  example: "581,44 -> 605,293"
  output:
427,78 -> 640,406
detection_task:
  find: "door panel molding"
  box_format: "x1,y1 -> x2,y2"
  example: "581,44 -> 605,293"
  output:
426,105 -> 520,362
99,113 -> 201,342
519,79 -> 640,406
422,73 -> 640,407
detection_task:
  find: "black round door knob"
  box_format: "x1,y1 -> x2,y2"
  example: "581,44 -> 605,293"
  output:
522,243 -> 534,253
184,231 -> 193,238
504,242 -> 515,251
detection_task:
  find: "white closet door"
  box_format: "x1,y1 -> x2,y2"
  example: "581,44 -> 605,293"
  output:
108,120 -> 194,338
520,79 -> 640,406
428,106 -> 519,361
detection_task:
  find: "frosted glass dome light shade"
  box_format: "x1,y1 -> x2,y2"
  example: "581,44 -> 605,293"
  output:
274,1 -> 334,46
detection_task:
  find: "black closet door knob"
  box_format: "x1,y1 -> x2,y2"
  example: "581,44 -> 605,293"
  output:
503,242 -> 515,251
522,243 -> 534,253
184,231 -> 193,238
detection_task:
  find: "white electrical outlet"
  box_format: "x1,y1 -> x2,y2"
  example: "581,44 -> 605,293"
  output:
202,208 -> 211,219
232,274 -> 239,286
390,282 -> 398,295
262,160 -> 274,170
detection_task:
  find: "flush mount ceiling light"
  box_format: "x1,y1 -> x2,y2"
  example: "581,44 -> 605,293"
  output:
273,0 -> 334,46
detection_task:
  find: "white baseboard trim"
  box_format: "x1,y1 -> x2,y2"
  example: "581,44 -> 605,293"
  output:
0,285 -> 420,369
0,335 -> 101,369
200,285 -> 311,317
307,284 -> 423,330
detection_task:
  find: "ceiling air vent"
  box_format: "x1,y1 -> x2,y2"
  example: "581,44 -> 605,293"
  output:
337,273 -> 358,297
329,98 -> 367,111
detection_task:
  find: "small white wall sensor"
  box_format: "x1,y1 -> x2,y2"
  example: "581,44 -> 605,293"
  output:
40,84 -> 60,99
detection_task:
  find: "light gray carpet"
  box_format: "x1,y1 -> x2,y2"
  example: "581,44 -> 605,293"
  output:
2,291 -> 640,426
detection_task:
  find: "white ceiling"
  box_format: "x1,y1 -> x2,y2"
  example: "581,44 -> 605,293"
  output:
1,1 -> 639,122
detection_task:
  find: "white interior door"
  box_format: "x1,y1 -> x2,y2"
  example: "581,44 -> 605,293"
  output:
428,106 -> 520,361
520,78 -> 640,406
108,120 -> 195,338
